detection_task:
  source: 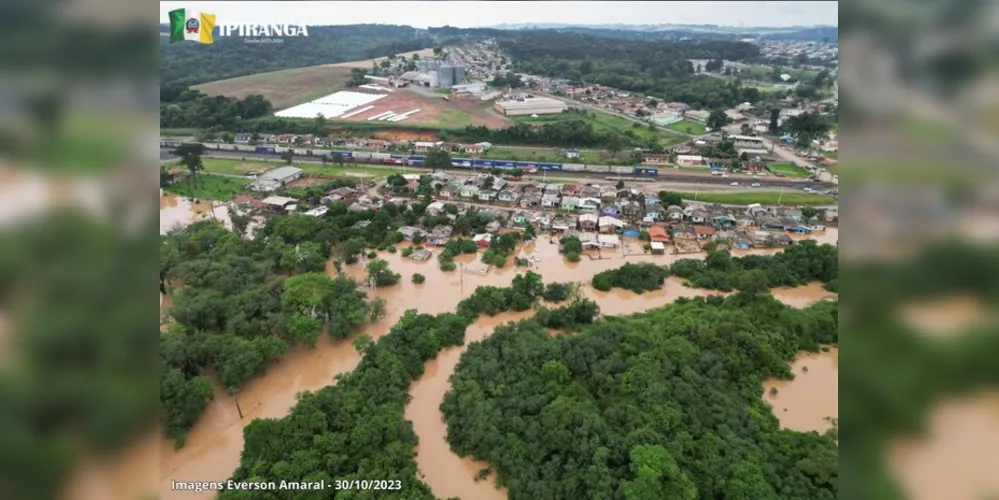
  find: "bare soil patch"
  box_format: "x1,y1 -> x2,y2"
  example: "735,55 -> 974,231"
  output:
285,176 -> 332,188
339,89 -> 510,129
193,66 -> 353,110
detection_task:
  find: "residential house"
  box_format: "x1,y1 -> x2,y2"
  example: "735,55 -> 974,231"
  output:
424,201 -> 447,216
824,209 -> 839,223
601,202 -> 621,217
462,142 -> 491,154
561,184 -> 582,197
642,154 -> 670,165
491,178 -> 508,192
712,215 -> 738,229
426,225 -> 454,246
485,220 -> 502,233
619,200 -> 642,217
413,141 -> 444,152
564,149 -> 580,159
670,224 -> 697,241
544,183 -> 564,193
642,213 -> 659,225
745,203 -> 770,217
478,190 -> 495,202
261,196 -> 298,212
398,226 -> 423,241
520,192 -> 542,208
690,209 -> 708,225
693,225 -> 717,240
771,233 -> 793,246
684,109 -> 711,123
578,198 -> 600,213
460,185 -> 481,199
665,206 -> 685,223
541,192 -> 561,208
560,196 -> 580,211
748,231 -> 772,247
599,186 -> 618,201
551,216 -> 574,232
580,185 -> 601,199
774,207 -> 803,221
473,233 -> 493,248
322,187 -> 359,206
648,224 -> 670,243
276,134 -> 296,144
578,213 -> 599,231
787,224 -> 812,234
299,134 -> 316,145
616,188 -> 635,200
512,212 -> 531,225
497,189 -> 519,204
676,155 -> 704,167
598,216 -> 624,233
736,215 -> 757,229
759,216 -> 786,232
650,241 -> 666,254
234,134 -> 252,144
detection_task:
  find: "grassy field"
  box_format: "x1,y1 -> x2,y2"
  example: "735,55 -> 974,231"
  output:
193,66 -> 353,110
483,145 -> 633,165
511,110 -> 688,146
188,158 -> 406,179
767,162 -> 810,178
821,150 -> 838,160
165,175 -> 250,201
665,120 -> 707,135
678,191 -> 835,206
434,109 -> 474,128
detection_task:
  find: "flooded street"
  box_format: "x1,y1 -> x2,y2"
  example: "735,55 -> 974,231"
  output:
890,392 -> 999,500
763,348 -> 839,433
160,190 -> 263,237
901,294 -> 990,338
158,198 -> 838,499
771,282 -> 837,308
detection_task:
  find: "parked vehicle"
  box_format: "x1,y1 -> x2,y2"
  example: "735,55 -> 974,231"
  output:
751,183 -> 761,187
730,182 -> 739,186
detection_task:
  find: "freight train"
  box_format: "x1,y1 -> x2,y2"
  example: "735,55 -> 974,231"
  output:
160,141 -> 659,177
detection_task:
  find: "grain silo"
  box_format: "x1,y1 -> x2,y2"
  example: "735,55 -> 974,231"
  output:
428,70 -> 440,88
438,65 -> 455,88
453,65 -> 466,85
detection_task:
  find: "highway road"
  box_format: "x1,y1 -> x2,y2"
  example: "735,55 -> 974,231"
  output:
161,148 -> 833,192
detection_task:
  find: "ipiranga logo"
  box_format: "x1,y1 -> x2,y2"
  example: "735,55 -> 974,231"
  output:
169,8 -> 216,44
167,8 -> 310,44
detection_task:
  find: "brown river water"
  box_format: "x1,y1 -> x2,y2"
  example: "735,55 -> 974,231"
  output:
155,200 -> 839,500
762,348 -> 839,434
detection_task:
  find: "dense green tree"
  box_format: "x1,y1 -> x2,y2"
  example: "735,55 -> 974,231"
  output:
366,258 -> 401,287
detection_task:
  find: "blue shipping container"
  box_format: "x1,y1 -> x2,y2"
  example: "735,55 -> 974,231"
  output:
492,161 -> 515,169
256,146 -> 275,153
332,151 -> 352,158
410,155 -> 426,161
633,168 -> 645,175
646,168 -> 658,176
410,160 -> 424,166
390,154 -> 405,159
540,163 -> 562,170
517,161 -> 539,169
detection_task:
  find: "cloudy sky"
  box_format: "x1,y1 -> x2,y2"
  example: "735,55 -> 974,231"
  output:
159,1 -> 838,28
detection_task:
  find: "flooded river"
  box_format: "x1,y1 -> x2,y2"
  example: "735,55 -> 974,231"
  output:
762,348 -> 839,433
157,207 -> 838,499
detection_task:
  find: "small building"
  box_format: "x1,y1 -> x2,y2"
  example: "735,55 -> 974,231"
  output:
650,241 -> 666,254
665,206 -> 685,223
648,224 -> 670,243
578,198 -> 600,213
398,226 -> 424,241
598,216 -> 624,233
460,185 -> 481,199
560,196 -> 580,211
520,192 -> 542,208
564,149 -> 580,159
578,213 -> 599,231
541,193 -> 561,208
497,189 -> 519,204
512,212 -> 531,225
494,97 -> 568,116
409,248 -> 433,261
261,195 -> 298,212
693,225 -> 717,240
413,141 -> 444,152
676,155 -> 704,167
304,206 -> 328,217
478,190 -> 495,202
671,224 -> 696,240
248,166 -> 304,192
472,233 -> 493,248
426,225 -> 454,246
601,203 -> 620,217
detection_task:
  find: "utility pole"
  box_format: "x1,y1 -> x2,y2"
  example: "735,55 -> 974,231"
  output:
777,186 -> 785,206
694,182 -> 700,201
229,387 -> 243,419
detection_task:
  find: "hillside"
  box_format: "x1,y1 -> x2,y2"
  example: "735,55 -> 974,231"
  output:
160,24 -> 433,86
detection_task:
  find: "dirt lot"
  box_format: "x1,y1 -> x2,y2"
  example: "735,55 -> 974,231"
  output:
340,88 -> 510,129
285,176 -> 334,188
193,66 -> 353,110
330,49 -> 435,69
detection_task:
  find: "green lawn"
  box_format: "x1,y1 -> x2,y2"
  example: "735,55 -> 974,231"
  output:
183,157 -> 404,179
511,110 -> 687,147
767,162 -> 810,178
435,88 -> 452,95
677,191 -> 835,206
821,150 -> 838,161
165,174 -> 250,201
434,110 -> 474,128
665,120 -> 707,135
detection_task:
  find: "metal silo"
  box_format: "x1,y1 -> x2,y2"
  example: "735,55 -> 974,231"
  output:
453,65 -> 465,85
438,65 -> 454,88
428,71 -> 439,88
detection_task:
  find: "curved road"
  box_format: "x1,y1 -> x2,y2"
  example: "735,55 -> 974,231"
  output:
161,148 -> 831,191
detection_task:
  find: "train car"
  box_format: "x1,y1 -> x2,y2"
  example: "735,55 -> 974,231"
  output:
410,155 -> 426,161
383,158 -> 404,165
452,158 -> 473,168
583,164 -> 610,173
234,144 -> 256,152
409,159 -> 425,167
160,141 -> 183,149
390,154 -> 406,159
610,166 -> 633,175
292,148 -> 312,155
217,143 -> 236,151
471,159 -> 492,169
492,160 -> 516,169
539,162 -> 563,171
633,167 -> 660,176
370,152 -> 390,160
332,150 -> 353,158
255,146 -> 276,154
516,161 -> 539,169
562,163 -> 585,172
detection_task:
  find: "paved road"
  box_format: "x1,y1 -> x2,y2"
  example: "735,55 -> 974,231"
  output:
173,149 -> 830,191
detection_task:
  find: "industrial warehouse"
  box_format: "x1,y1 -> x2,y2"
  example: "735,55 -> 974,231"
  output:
493,96 -> 568,116
398,60 -> 467,88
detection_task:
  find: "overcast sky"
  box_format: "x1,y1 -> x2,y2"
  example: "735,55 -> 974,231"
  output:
159,1 -> 837,28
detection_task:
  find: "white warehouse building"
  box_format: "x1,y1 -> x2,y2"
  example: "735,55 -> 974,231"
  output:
493,97 -> 568,116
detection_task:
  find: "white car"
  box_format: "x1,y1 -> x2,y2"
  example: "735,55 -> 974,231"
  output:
757,172 -> 767,176
751,183 -> 761,187
721,174 -> 729,178
730,182 -> 739,186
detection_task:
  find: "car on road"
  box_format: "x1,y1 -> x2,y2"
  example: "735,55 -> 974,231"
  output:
721,174 -> 729,178
751,183 -> 761,187
757,172 -> 767,176
730,182 -> 739,186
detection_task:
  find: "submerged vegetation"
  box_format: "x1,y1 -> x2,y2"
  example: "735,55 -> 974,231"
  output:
670,241 -> 838,292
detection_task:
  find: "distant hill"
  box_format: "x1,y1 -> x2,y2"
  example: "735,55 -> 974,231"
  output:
487,23 -> 837,41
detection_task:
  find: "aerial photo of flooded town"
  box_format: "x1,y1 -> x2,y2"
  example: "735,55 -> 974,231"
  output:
156,2 -> 839,499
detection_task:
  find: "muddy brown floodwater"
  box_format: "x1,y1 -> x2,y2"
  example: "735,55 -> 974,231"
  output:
762,348 -> 839,433
157,219 -> 838,499
771,282 -> 837,309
